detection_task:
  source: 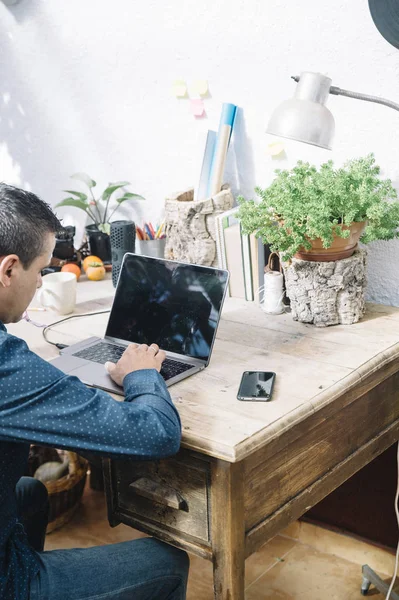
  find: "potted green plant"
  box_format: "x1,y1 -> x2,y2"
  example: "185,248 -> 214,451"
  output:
56,173 -> 144,262
238,154 -> 399,262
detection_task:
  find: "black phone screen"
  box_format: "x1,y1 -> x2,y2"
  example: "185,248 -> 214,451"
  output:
237,371 -> 276,402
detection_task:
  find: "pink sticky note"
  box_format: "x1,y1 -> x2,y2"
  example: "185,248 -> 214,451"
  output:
190,99 -> 205,117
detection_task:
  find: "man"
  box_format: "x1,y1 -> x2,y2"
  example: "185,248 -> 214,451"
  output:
0,183 -> 189,600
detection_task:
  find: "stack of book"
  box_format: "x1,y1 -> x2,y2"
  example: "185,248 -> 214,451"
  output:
214,208 -> 271,302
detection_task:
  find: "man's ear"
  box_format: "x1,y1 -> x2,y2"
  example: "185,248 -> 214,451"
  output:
0,255 -> 20,288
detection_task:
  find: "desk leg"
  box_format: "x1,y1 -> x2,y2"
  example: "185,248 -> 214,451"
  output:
211,460 -> 245,600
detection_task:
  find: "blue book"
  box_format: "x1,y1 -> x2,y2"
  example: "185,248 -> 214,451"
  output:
197,130 -> 216,201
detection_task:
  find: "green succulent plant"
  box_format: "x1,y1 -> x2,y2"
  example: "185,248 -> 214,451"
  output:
237,154 -> 399,261
56,173 -> 145,235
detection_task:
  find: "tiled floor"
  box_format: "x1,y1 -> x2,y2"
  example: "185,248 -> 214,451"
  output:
45,485 -> 398,599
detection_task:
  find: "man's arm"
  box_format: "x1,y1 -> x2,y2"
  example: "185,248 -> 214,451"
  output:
0,333 -> 181,460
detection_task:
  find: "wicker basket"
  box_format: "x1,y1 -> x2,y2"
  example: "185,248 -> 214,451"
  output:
36,451 -> 89,533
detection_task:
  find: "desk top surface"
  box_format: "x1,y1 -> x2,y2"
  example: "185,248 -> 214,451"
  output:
8,275 -> 399,463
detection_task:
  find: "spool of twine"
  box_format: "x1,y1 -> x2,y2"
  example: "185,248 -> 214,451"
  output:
262,271 -> 285,314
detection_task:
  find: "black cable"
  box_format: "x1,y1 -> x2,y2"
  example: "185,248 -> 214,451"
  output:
42,309 -> 111,348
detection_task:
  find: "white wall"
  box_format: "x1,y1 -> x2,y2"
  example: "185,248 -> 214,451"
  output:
1,0 -> 399,304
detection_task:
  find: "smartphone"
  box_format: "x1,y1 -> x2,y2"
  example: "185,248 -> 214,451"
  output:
237,371 -> 276,402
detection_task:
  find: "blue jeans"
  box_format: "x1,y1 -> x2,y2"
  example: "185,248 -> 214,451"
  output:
16,476 -> 49,553
16,477 -> 189,600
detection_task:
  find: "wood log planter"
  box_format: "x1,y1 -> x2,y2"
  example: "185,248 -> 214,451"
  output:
282,249 -> 367,326
164,186 -> 234,266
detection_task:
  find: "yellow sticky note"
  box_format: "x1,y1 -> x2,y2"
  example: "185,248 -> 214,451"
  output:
266,141 -> 285,156
172,80 -> 187,98
192,80 -> 208,96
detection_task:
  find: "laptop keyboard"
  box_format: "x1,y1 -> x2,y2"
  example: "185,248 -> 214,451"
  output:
73,342 -> 194,381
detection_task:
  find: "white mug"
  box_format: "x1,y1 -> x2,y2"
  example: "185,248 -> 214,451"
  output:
37,272 -> 77,315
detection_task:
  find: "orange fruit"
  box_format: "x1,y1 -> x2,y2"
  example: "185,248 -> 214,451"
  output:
86,263 -> 106,281
61,263 -> 81,280
82,255 -> 103,273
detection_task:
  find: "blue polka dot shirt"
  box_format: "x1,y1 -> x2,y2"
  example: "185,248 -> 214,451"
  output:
0,321 -> 181,600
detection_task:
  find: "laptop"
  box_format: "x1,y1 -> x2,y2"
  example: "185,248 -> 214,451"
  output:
51,253 -> 229,395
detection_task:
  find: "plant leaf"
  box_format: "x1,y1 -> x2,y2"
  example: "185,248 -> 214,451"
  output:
63,190 -> 88,202
55,198 -> 90,211
101,182 -> 131,203
99,223 -> 111,235
71,173 -> 96,188
116,193 -> 145,204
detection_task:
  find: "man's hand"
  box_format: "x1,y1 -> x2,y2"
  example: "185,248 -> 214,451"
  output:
105,343 -> 165,387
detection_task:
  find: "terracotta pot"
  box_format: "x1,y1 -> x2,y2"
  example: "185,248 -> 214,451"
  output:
295,221 -> 366,262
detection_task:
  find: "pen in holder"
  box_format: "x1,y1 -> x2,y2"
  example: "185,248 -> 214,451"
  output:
135,238 -> 167,258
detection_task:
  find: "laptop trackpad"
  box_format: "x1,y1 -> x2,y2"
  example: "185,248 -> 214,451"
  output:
51,356 -> 124,395
70,363 -> 124,395
51,355 -> 88,372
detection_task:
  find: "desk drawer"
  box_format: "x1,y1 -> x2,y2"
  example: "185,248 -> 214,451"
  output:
111,452 -> 211,543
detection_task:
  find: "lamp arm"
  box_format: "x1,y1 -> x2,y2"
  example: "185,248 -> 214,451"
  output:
291,75 -> 399,112
330,86 -> 399,112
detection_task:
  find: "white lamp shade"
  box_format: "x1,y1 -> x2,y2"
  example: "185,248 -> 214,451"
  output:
267,98 -> 335,150
266,72 -> 335,150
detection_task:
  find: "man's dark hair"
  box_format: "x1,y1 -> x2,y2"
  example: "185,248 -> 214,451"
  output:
0,183 -> 61,268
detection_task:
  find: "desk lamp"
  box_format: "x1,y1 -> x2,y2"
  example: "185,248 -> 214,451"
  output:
266,69 -> 399,600
266,71 -> 399,150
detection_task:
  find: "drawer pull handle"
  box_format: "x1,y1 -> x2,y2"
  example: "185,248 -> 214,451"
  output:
129,477 -> 189,512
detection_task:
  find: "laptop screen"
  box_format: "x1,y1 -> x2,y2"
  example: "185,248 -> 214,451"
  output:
105,254 -> 229,361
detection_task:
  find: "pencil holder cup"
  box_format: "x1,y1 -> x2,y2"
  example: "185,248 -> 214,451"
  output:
135,238 -> 166,259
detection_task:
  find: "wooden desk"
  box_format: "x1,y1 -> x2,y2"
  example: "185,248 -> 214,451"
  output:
10,277 -> 399,600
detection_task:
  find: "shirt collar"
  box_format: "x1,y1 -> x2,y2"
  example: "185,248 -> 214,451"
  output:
0,321 -> 6,332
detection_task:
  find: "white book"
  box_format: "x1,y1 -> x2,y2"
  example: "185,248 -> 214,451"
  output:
214,214 -> 227,269
250,234 -> 267,303
240,227 -> 253,301
224,223 -> 245,299
214,207 -> 239,270
215,207 -> 254,300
